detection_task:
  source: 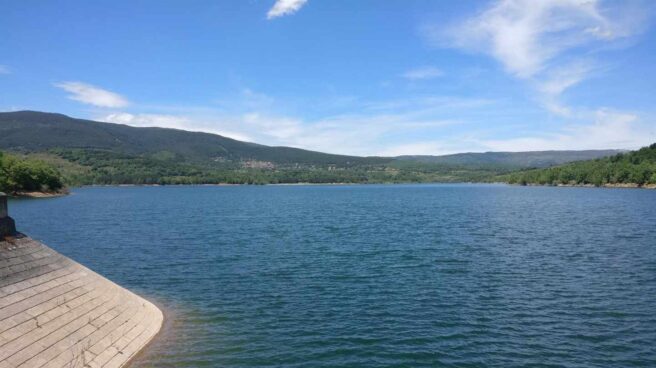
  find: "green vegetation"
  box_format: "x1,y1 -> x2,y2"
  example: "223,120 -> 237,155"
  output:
0,151 -> 64,194
0,111 -> 628,187
40,148 -> 509,185
0,111 -> 389,167
499,143 -> 656,187
396,149 -> 622,168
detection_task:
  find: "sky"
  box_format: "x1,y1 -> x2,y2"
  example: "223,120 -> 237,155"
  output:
1,0 -> 655,156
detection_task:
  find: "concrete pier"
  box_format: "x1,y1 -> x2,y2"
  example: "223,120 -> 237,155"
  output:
0,195 -> 163,368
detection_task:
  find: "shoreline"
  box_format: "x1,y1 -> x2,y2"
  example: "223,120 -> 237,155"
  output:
9,190 -> 69,198
76,182 -> 485,189
512,182 -> 656,190
13,181 -> 656,197
80,182 -> 656,189
122,295 -> 172,368
124,296 -> 188,368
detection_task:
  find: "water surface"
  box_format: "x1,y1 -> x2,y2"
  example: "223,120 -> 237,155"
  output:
9,185 -> 656,367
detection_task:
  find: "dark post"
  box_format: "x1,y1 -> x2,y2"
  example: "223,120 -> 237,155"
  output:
0,192 -> 17,238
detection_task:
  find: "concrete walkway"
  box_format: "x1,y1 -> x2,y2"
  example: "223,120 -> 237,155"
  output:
0,236 -> 163,368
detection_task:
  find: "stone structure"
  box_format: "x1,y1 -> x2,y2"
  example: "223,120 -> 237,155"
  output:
0,198 -> 163,368
0,193 -> 16,238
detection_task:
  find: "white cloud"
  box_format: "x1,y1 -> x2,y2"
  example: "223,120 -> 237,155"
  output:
275,114 -> 460,156
267,0 -> 308,19
482,109 -> 656,151
103,112 -> 189,128
102,112 -> 254,142
103,110 -> 458,156
536,60 -> 595,116
429,0 -> 649,119
377,142 -> 457,156
55,81 -> 129,108
0,65 -> 10,74
376,109 -> 656,155
93,95 -> 654,156
538,61 -> 593,97
402,66 -> 444,80
439,0 -> 636,78
96,95 -> 472,156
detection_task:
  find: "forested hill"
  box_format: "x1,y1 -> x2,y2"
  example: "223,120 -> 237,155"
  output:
396,150 -> 623,169
0,111 -> 388,166
499,143 -> 656,187
0,111 -> 624,185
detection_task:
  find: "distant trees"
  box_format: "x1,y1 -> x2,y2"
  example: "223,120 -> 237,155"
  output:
0,151 -> 64,194
46,148 -> 500,186
6,144 -> 654,189
499,143 -> 656,187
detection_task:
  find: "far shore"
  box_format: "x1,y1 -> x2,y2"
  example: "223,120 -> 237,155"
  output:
84,182 -> 656,189
11,181 -> 656,198
10,190 -> 69,198
518,182 -> 656,190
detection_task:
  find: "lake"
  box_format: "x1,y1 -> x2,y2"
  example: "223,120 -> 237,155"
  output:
8,184 -> 656,367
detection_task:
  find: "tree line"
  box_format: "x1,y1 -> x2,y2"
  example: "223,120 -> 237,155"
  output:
5,143 -> 655,192
499,143 -> 656,187
0,151 -> 64,194
48,148 -> 499,186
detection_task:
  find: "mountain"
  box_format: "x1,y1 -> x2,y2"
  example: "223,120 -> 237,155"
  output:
0,111 -> 625,185
0,111 -> 388,166
396,150 -> 624,169
499,143 -> 656,187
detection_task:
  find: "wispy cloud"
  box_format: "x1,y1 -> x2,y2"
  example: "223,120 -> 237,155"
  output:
55,81 -> 129,108
378,108 -> 656,155
103,112 -> 189,128
481,109 -> 656,151
436,0 -> 640,78
0,65 -> 10,74
102,112 -> 255,142
377,141 -> 458,156
100,109 -> 461,156
536,60 -> 596,116
426,0 -> 650,117
267,0 -> 308,19
95,93 -> 654,156
97,94 -> 481,156
402,66 -> 443,80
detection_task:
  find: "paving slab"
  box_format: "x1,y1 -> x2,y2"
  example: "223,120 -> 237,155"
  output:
0,236 -> 163,368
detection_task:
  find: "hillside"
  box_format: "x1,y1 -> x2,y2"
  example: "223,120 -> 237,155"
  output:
0,111 -> 622,185
499,143 -> 656,187
0,111 -> 389,167
396,150 -> 623,169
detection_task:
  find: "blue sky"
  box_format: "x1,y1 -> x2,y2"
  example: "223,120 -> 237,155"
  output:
1,0 -> 655,156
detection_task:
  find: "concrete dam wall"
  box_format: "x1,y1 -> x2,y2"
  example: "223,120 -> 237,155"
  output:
0,193 -> 163,368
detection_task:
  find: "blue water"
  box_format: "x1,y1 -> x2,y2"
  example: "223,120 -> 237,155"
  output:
8,185 -> 656,367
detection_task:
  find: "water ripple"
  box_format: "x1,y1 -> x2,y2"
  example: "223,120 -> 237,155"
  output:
9,184 -> 656,367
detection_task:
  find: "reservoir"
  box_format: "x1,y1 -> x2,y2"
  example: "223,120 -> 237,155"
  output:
9,184 -> 656,367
